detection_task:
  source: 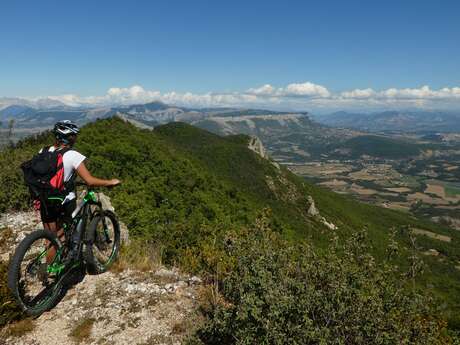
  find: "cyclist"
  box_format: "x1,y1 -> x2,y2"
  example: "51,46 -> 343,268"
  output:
40,120 -> 120,262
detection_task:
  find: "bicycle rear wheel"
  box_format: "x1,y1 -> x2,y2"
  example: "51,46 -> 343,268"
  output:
7,230 -> 65,316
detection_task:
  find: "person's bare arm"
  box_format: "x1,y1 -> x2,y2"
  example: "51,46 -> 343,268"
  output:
76,162 -> 120,187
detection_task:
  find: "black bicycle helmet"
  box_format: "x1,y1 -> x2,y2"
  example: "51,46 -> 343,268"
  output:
53,120 -> 80,143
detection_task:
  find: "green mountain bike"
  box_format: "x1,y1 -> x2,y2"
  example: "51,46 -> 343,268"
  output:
7,183 -> 121,316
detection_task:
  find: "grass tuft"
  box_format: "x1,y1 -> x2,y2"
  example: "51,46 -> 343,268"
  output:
70,317 -> 95,343
111,237 -> 162,273
2,318 -> 35,338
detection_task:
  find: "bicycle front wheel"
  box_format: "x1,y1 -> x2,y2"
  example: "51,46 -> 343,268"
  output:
7,230 -> 65,316
84,210 -> 120,274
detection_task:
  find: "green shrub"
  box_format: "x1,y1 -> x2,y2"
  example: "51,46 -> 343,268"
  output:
0,260 -> 23,327
192,211 -> 453,344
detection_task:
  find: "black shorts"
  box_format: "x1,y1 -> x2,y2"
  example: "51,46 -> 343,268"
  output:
40,198 -> 76,224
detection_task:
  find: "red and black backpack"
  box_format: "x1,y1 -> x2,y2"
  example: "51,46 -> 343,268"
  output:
21,146 -> 73,200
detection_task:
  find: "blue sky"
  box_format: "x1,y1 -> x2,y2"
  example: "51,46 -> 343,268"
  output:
1,0 -> 459,111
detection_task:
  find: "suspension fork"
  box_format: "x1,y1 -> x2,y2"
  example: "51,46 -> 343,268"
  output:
92,203 -> 111,244
100,213 -> 112,243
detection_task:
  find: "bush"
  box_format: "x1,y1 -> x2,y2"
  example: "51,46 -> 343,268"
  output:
0,260 -> 23,327
192,211 -> 453,345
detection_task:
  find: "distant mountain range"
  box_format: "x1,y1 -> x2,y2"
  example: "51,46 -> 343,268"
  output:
1,101 -> 361,160
312,110 -> 460,133
3,101 -> 441,161
0,97 -> 70,111
2,97 -> 459,134
0,101 -> 295,128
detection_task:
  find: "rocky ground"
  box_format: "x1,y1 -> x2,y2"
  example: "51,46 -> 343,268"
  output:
0,211 -> 204,345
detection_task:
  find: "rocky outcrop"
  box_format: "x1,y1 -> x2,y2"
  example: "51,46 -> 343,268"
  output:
115,113 -> 153,130
248,136 -> 280,169
265,175 -> 303,203
265,174 -> 338,231
321,218 -> 338,231
248,136 -> 268,159
423,249 -> 440,257
96,192 -> 130,245
306,196 -> 338,231
307,196 -> 320,217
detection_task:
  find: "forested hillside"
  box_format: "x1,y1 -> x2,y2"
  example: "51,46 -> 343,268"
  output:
1,118 -> 459,342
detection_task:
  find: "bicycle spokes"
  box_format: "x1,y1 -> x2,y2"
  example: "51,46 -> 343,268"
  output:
18,238 -> 62,308
93,216 -> 116,265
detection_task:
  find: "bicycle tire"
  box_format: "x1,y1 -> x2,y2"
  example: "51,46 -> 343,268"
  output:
7,230 -> 64,316
84,210 -> 120,274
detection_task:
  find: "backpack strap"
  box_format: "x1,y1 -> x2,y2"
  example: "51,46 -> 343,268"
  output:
57,147 -> 77,193
55,146 -> 71,169
55,146 -> 72,156
38,145 -> 52,154
64,171 -> 78,192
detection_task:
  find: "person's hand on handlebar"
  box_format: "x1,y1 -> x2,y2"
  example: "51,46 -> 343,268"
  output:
107,179 -> 121,187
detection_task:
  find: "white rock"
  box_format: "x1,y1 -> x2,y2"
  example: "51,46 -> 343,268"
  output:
424,249 -> 440,256
165,283 -> 175,292
248,136 -> 268,159
16,232 -> 27,243
95,192 -> 130,245
189,276 -> 202,284
155,268 -> 178,278
176,281 -> 187,288
321,218 -> 338,230
307,196 -> 320,217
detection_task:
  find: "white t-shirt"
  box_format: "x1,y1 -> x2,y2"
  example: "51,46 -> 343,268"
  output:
39,146 -> 86,201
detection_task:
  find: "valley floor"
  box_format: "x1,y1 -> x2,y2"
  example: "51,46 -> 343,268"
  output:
286,158 -> 460,231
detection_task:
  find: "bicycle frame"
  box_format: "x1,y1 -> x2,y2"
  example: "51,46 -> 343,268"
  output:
71,189 -> 100,220
67,188 -> 104,250
42,188 -> 104,275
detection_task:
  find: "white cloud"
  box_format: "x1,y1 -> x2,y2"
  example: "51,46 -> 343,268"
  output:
283,82 -> 331,98
106,85 -> 161,103
340,85 -> 460,101
247,82 -> 330,98
381,85 -> 435,99
341,88 -> 376,99
18,82 -> 460,112
247,84 -> 277,96
47,94 -> 89,107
